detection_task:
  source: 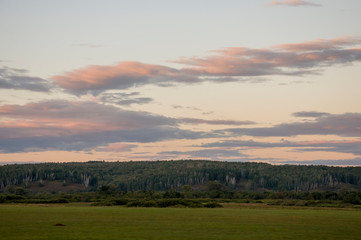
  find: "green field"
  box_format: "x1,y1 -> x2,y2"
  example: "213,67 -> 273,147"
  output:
0,204 -> 361,240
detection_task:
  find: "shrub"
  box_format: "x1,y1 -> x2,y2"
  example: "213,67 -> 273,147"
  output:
141,200 -> 157,207
50,198 -> 69,203
5,195 -> 25,200
204,202 -> 223,208
113,199 -> 128,205
126,201 -> 142,207
157,199 -> 181,207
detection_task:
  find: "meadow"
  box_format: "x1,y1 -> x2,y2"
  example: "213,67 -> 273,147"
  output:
1,204 -> 361,240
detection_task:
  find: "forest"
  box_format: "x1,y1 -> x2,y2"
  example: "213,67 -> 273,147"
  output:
1,160 -> 361,207
0,160 -> 360,192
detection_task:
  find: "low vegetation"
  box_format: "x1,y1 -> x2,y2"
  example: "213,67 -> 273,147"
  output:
1,204 -> 361,240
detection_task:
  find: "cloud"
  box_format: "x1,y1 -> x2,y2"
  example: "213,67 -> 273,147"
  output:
0,67 -> 52,92
2,98 -> 361,161
189,112 -> 361,159
220,112 -> 361,138
52,61 -> 197,95
0,100 -> 175,132
274,37 -> 361,52
292,111 -> 331,118
52,37 -> 361,95
172,105 -> 215,116
95,143 -> 137,152
179,118 -> 255,126
0,126 -> 213,153
199,139 -> 361,156
177,37 -> 361,77
276,158 -> 361,166
267,0 -> 321,7
159,137 -> 361,162
172,105 -> 201,111
0,100 -> 213,153
293,140 -> 361,156
99,92 -> 153,106
159,148 -> 248,160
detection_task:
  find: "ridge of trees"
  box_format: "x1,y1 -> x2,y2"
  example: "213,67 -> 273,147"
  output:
1,160 -> 360,193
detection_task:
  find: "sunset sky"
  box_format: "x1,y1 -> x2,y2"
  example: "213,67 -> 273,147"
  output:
1,0 -> 361,165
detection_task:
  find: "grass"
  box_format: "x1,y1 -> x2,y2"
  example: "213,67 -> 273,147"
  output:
0,204 -> 361,240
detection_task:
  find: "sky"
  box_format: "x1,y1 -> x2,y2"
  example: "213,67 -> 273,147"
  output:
1,0 -> 361,165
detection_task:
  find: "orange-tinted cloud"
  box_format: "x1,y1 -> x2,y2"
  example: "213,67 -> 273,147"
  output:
0,100 -> 218,153
2,100 -> 361,162
51,37 -> 361,95
178,37 -> 361,77
52,61 -> 190,95
273,37 -> 360,51
0,100 -> 174,134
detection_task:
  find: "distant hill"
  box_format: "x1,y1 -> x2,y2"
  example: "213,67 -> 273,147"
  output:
1,160 -> 360,192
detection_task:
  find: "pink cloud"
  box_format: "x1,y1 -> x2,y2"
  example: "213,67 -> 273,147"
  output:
273,37 -> 361,51
52,61 -> 185,95
267,0 -> 321,7
52,37 -> 361,95
0,100 -> 176,138
177,37 -> 361,77
0,100 -> 215,153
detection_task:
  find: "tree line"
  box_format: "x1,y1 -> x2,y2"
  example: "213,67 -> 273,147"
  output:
0,160 -> 360,192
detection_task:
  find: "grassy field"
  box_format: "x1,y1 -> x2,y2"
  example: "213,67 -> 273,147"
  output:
0,204 -> 361,240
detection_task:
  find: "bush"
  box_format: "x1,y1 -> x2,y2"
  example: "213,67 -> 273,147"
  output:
124,199 -> 205,208
141,200 -> 157,207
50,198 -> 69,203
186,201 -> 204,208
126,201 -> 141,207
113,199 -> 128,205
21,198 -> 69,204
5,195 -> 25,201
157,199 -> 182,208
204,202 -> 223,208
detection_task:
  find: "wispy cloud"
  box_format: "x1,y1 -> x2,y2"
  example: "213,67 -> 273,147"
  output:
160,148 -> 248,160
2,99 -> 361,162
52,37 -> 361,95
199,139 -> 361,156
292,111 -> 331,118
267,0 -> 322,7
180,118 -> 255,126
276,158 -> 361,166
0,100 -> 219,153
172,105 -> 201,111
52,61 -> 195,95
178,37 -> 361,78
99,92 -> 153,106
95,143 -> 137,153
219,112 -> 361,138
0,67 -> 52,92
